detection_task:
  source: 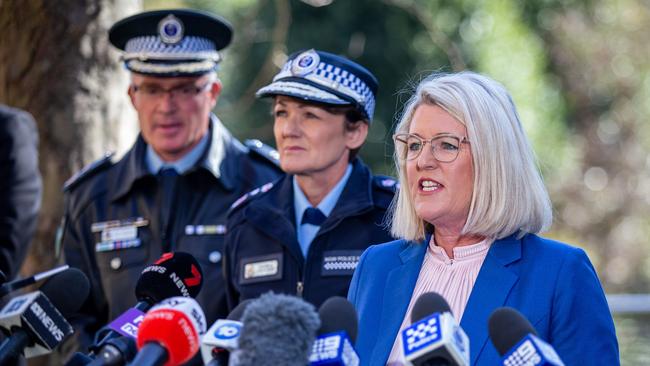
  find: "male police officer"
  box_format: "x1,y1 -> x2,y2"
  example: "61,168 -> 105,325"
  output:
223,50 -> 396,310
61,9 -> 281,351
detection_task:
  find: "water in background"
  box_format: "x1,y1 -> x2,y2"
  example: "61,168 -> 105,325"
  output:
615,314 -> 650,365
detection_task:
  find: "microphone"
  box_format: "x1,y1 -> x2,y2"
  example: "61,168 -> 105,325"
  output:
0,265 -> 69,298
0,268 -> 90,362
86,336 -> 137,366
90,252 -> 203,356
200,300 -> 252,366
401,292 -> 469,366
309,296 -> 359,366
130,296 -> 206,366
230,292 -> 321,366
488,307 -> 565,366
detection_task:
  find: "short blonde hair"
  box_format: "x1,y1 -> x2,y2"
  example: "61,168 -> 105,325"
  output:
390,71 -> 552,241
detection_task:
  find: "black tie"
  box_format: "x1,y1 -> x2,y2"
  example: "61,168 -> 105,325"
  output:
301,207 -> 327,226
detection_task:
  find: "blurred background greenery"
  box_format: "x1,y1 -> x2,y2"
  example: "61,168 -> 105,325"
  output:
145,0 -> 650,363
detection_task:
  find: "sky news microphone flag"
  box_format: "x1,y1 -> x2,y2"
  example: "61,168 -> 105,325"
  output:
108,8 -> 233,77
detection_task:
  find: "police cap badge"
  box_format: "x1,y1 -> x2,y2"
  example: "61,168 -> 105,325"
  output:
108,9 -> 233,77
256,49 -> 379,121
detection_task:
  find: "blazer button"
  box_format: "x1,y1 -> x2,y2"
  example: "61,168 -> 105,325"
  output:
110,257 -> 122,270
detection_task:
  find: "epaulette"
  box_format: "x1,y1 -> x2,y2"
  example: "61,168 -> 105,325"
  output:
245,139 -> 280,168
229,181 -> 275,213
63,152 -> 115,192
372,175 -> 399,192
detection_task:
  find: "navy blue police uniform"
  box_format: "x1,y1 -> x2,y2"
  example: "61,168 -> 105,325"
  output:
224,158 -> 396,309
223,49 -> 397,310
59,9 -> 282,354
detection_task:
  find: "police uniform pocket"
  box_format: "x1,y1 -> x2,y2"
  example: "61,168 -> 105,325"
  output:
176,234 -> 224,268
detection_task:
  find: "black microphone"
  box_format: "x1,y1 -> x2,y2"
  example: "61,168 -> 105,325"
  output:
201,300 -> 252,366
0,268 -> 90,363
401,292 -> 469,366
309,296 -> 359,365
0,265 -> 70,298
230,292 -> 321,366
69,252 -> 204,366
86,336 -> 137,366
95,252 -> 203,344
488,307 -> 565,365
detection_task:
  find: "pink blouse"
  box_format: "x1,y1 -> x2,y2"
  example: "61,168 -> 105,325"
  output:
386,237 -> 492,365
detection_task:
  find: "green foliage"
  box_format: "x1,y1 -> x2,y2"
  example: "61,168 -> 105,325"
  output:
462,0 -> 570,178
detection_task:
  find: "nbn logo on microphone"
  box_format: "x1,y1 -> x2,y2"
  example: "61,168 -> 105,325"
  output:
214,321 -> 241,340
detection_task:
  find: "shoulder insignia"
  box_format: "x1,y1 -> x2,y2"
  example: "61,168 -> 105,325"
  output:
245,139 -> 281,168
373,175 -> 399,192
63,152 -> 115,192
229,181 -> 275,212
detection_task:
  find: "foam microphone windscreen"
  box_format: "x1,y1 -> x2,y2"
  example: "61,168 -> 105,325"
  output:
410,292 -> 452,323
488,307 -> 538,356
234,292 -> 320,366
135,252 -> 203,304
317,296 -> 358,343
39,267 -> 90,318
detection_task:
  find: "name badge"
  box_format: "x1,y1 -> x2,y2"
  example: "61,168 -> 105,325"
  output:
239,253 -> 283,285
102,225 -> 137,242
321,250 -> 363,277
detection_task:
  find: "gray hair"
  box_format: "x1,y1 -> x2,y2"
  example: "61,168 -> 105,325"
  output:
389,71 -> 552,241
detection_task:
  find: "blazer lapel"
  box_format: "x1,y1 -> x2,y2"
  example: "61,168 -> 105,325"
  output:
370,240 -> 428,365
460,235 -> 522,365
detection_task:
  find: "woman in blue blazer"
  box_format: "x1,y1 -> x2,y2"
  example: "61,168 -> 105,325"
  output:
348,72 -> 619,365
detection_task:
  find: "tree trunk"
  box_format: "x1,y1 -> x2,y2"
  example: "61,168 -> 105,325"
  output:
0,0 -> 140,279
0,2 -> 140,362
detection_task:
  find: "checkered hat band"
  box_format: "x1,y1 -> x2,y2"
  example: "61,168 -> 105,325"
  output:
274,60 -> 375,119
256,81 -> 348,105
125,59 -> 217,75
124,35 -> 221,62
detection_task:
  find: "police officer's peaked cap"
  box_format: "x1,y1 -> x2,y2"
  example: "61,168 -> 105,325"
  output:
256,49 -> 379,121
108,9 -> 233,77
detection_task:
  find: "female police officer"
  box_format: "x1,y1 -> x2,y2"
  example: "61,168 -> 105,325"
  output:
223,49 -> 396,310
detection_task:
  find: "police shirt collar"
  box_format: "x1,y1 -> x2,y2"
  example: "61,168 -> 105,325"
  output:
323,158 -> 374,220
146,130 -> 209,174
111,114 -> 231,201
292,163 -> 353,228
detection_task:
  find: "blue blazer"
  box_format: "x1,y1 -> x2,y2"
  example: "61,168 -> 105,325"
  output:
348,233 -> 619,365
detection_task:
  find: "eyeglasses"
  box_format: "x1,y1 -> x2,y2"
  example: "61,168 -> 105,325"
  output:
393,133 -> 469,162
131,82 -> 212,101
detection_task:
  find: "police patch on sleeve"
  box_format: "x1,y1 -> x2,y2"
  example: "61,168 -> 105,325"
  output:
321,250 -> 363,277
238,253 -> 283,285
